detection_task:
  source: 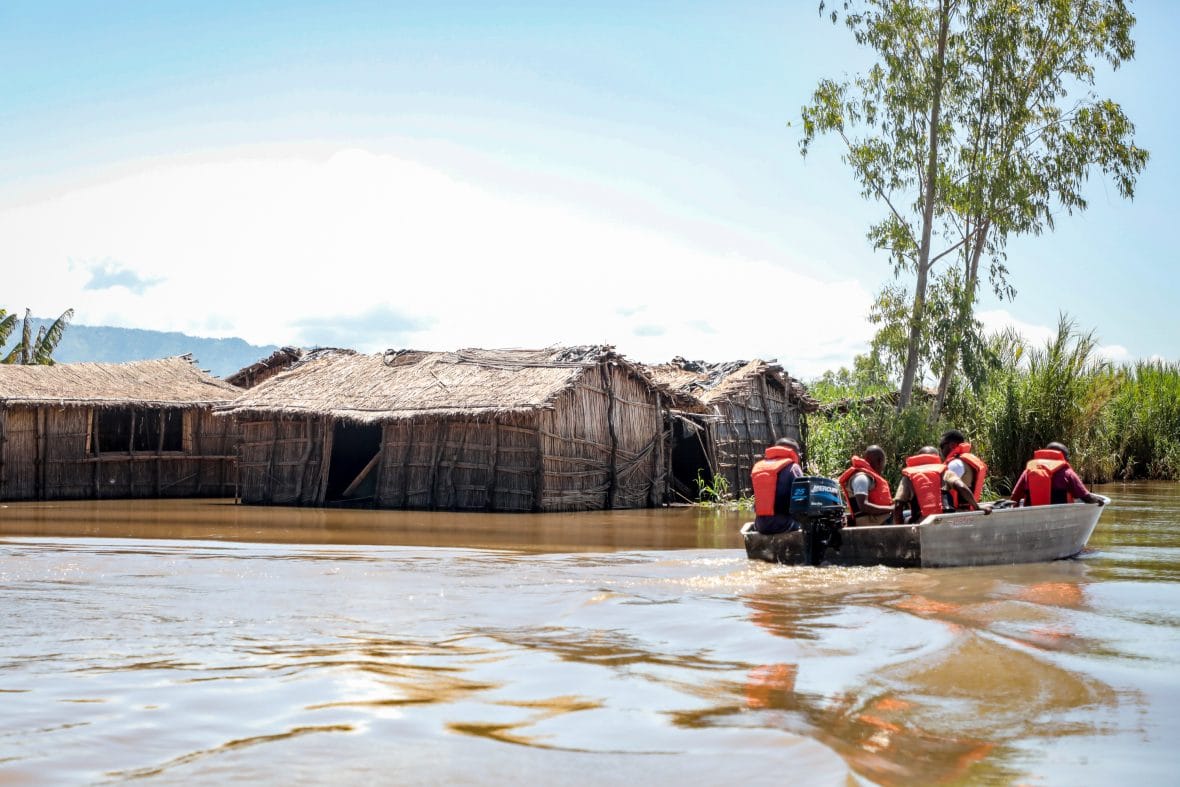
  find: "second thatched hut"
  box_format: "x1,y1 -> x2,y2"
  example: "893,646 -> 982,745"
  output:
647,357 -> 817,498
217,346 -> 688,512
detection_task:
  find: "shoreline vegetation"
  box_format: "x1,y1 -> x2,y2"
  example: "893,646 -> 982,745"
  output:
807,317 -> 1180,497
694,317 -> 1177,510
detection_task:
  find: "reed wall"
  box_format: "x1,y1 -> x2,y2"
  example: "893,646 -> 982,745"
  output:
236,416 -> 329,505
231,362 -> 671,512
712,377 -> 804,495
0,405 -> 237,501
375,415 -> 542,511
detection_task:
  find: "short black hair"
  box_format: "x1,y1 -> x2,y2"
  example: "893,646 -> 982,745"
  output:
939,429 -> 965,447
775,437 -> 800,451
864,445 -> 885,463
919,445 -> 940,456
1047,441 -> 1070,459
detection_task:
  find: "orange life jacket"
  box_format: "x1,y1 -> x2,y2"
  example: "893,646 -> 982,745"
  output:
751,446 -> 800,517
945,442 -> 988,509
838,456 -> 893,518
901,454 -> 947,519
1025,449 -> 1073,506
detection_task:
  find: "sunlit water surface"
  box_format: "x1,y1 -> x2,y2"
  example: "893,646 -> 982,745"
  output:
2,483 -> 1177,785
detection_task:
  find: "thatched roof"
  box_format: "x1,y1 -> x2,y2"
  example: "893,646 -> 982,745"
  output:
817,387 -> 936,417
0,355 -> 242,408
646,357 -> 819,413
218,345 -> 693,422
224,346 -> 306,389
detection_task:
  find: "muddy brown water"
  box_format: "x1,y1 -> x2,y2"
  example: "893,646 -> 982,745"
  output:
1,483 -> 1177,785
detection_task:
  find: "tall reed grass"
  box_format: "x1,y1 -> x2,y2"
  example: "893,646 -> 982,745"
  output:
807,317 -> 1180,492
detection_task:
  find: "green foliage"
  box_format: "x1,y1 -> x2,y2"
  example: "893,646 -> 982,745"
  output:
958,316 -> 1118,491
1104,360 -> 1180,480
803,0 -> 1148,407
810,401 -> 940,489
1,308 -> 74,365
694,470 -> 753,511
811,315 -> 1180,492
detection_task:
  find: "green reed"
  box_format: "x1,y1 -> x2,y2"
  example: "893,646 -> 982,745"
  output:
807,316 -> 1180,492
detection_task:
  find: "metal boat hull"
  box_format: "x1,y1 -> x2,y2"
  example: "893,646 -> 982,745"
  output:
741,498 -> 1108,568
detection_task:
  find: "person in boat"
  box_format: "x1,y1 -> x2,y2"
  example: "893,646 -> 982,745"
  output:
938,429 -> 988,511
751,437 -> 804,534
1009,442 -> 1105,506
892,446 -> 989,523
837,445 -> 893,526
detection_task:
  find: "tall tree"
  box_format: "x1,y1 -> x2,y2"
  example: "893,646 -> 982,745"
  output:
801,0 -> 1147,409
2,308 -> 74,365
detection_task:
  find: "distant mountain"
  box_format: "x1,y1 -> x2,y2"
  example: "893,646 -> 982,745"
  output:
2,319 -> 281,378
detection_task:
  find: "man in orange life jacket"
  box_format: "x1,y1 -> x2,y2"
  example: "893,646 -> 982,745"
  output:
1010,442 -> 1105,506
751,437 -> 804,534
838,445 -> 893,526
939,429 -> 988,512
892,446 -> 989,524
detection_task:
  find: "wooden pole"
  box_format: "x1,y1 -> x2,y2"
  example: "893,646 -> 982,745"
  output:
341,450 -> 382,498
486,420 -> 500,511
603,365 -> 618,510
128,410 -> 136,497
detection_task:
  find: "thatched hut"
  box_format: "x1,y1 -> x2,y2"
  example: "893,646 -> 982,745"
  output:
224,346 -> 308,389
647,358 -> 818,497
0,356 -> 241,501
216,346 -> 686,512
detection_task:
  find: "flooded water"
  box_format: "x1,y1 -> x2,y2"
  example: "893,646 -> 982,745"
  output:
1,483 -> 1178,785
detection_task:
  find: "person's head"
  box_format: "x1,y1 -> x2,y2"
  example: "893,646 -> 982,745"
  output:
938,429 -> 966,459
775,437 -> 800,453
918,445 -> 940,457
864,445 -> 886,473
1047,441 -> 1070,460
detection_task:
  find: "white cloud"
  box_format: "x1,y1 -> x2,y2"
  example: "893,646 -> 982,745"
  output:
0,147 -> 875,378
977,309 -> 1057,347
1095,344 -> 1130,363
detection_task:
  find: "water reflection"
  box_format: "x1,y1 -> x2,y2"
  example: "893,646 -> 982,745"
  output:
0,498 -> 747,552
0,485 -> 1176,784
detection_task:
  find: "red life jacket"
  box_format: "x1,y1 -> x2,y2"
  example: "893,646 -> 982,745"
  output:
945,442 -> 988,509
901,454 -> 947,519
751,446 -> 800,517
838,456 -> 892,518
1025,449 -> 1073,506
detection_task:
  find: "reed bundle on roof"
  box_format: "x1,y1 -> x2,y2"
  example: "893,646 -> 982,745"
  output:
216,346 -> 683,512
0,356 -> 241,501
224,346 -> 309,389
647,357 -> 816,496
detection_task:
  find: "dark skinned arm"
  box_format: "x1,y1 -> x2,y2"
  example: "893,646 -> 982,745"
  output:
947,475 -> 991,514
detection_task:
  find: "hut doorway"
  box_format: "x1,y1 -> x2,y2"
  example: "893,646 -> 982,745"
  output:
669,416 -> 714,503
325,421 -> 383,504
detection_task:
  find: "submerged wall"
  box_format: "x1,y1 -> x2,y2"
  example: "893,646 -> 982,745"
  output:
0,405 -> 236,501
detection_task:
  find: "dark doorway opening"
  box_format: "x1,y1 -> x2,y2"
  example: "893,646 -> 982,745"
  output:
325,421 -> 383,504
669,416 -> 714,503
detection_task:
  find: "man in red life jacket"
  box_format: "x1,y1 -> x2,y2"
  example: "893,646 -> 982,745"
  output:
838,445 -> 893,526
751,437 -> 804,534
939,429 -> 988,511
1010,442 -> 1105,506
892,446 -> 989,523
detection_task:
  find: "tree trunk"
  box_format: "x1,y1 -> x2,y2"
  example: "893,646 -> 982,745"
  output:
933,219 -> 990,417
898,0 -> 950,410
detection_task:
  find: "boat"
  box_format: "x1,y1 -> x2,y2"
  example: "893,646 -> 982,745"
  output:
741,476 -> 1110,568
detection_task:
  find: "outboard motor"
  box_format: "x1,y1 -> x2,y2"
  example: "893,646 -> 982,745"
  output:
789,476 -> 847,565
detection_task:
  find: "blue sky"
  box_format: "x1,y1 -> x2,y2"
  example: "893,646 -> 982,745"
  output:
1,1 -> 1174,377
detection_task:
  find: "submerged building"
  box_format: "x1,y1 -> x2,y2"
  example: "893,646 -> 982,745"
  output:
217,346 -> 691,512
647,358 -> 817,497
0,356 -> 241,501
